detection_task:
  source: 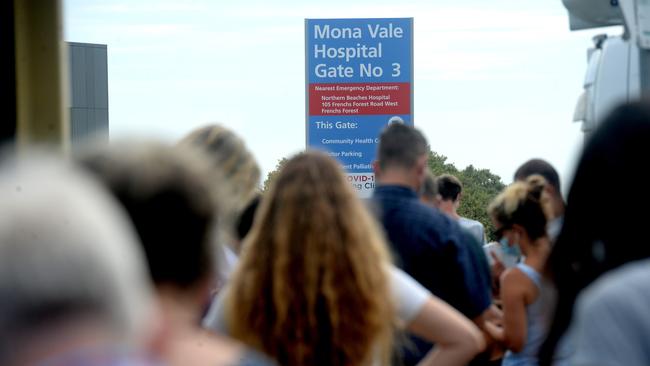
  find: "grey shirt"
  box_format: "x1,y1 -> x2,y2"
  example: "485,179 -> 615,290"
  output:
570,258 -> 650,366
458,217 -> 486,245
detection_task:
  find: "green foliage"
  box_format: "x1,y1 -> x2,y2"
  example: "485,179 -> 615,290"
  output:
428,152 -> 505,242
427,150 -> 458,175
262,157 -> 289,192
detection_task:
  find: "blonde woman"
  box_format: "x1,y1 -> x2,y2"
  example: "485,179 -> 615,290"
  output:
204,151 -> 483,366
179,124 -> 261,284
487,175 -> 557,366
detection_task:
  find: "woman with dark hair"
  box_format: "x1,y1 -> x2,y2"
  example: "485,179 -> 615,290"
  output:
78,142 -> 276,366
539,102 -> 650,365
205,151 -> 484,366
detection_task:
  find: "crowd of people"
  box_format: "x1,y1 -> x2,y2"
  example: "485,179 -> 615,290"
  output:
1,101 -> 650,366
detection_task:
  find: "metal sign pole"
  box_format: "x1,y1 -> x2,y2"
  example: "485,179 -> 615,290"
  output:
641,50 -> 650,98
14,0 -> 70,153
636,0 -> 650,97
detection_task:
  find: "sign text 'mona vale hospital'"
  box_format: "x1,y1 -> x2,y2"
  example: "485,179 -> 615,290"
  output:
306,18 -> 413,198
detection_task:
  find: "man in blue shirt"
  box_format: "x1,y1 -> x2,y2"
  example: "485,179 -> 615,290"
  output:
371,123 -> 492,365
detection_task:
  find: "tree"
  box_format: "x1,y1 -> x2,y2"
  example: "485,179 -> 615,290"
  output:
263,157 -> 288,192
427,154 -> 505,242
427,150 -> 459,175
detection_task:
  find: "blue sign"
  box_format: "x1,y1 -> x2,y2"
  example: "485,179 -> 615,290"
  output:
306,18 -> 413,196
306,18 -> 413,84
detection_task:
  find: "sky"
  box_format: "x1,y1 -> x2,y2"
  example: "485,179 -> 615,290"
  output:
63,0 -> 620,195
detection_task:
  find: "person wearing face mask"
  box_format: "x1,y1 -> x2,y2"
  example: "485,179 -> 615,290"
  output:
485,175 -> 561,366
497,236 -> 523,267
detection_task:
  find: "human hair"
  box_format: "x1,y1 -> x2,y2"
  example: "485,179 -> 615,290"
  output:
420,169 -> 437,200
179,125 -> 260,253
540,102 -> 650,365
236,195 -> 261,241
179,124 -> 260,212
513,158 -> 561,194
77,142 -> 216,289
226,151 -> 395,366
487,174 -> 551,241
0,157 -> 153,361
436,174 -> 463,201
377,123 -> 428,170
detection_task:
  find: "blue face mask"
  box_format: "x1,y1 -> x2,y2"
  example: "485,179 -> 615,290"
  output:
499,237 -> 522,258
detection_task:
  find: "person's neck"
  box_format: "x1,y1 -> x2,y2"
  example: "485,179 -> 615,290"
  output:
156,287 -> 245,366
376,169 -> 417,190
523,236 -> 551,271
157,287 -> 203,335
438,200 -> 460,219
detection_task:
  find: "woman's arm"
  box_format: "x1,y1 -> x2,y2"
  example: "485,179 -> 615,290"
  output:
389,266 -> 484,365
499,268 -> 529,353
407,296 -> 485,366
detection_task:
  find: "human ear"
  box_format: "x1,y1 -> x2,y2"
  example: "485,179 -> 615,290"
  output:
511,224 -> 525,244
415,155 -> 428,180
372,160 -> 381,176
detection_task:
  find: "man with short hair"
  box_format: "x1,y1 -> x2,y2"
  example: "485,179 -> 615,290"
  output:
513,158 -> 565,240
436,174 -> 486,245
372,123 -> 492,365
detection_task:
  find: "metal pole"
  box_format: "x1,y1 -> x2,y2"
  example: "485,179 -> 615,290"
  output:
14,0 -> 69,153
640,49 -> 650,99
1,0 -> 16,146
635,0 -> 650,98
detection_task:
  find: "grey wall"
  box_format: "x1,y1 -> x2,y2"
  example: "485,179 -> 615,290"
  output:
68,42 -> 108,147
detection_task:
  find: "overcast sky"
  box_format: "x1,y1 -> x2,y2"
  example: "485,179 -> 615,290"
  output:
64,0 -> 619,195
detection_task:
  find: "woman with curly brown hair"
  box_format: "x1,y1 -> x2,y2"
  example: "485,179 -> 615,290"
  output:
205,151 -> 484,366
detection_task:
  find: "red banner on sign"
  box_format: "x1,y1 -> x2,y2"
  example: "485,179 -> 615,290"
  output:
309,82 -> 410,116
